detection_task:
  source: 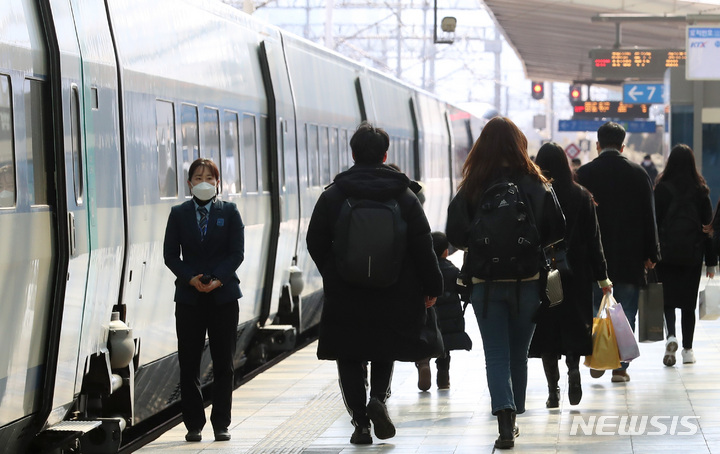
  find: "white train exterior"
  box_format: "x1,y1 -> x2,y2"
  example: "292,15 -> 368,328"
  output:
0,0 -> 485,452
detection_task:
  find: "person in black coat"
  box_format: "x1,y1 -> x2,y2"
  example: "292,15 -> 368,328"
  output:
446,117 -> 565,450
576,121 -> 660,383
163,158 -> 244,443
414,232 -> 472,391
654,144 -> 717,366
528,143 -> 611,408
306,122 -> 443,445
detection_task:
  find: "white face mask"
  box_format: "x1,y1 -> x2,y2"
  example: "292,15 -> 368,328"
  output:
190,182 -> 216,201
0,190 -> 14,207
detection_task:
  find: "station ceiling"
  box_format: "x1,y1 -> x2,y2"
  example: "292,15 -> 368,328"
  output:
481,0 -> 720,83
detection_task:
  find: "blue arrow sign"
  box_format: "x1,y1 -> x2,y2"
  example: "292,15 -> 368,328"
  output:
559,120 -> 657,133
623,83 -> 664,104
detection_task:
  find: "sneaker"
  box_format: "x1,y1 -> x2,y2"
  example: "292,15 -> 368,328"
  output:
681,348 -> 696,364
416,360 -> 431,391
589,369 -> 605,379
664,336 -> 678,366
366,397 -> 396,440
611,370 -> 630,383
437,370 -> 450,389
350,425 -> 372,445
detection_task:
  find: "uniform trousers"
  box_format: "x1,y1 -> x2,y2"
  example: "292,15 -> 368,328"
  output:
176,297 -> 238,432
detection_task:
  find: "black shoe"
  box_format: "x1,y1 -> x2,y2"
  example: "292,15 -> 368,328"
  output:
350,425 -> 372,444
494,408 -> 515,449
214,429 -> 231,441
367,397 -> 396,440
546,386 -> 560,409
185,429 -> 202,442
568,369 -> 582,405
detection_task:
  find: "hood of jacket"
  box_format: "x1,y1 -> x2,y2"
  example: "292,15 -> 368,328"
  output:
333,164 -> 411,200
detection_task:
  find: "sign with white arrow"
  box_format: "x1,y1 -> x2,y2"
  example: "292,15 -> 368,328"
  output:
623,83 -> 664,104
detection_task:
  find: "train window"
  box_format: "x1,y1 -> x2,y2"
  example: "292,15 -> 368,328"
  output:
259,115 -> 270,192
242,113 -> 258,193
329,127 -> 338,179
181,104 -> 199,184
203,107 -> 221,181
65,84 -> 82,205
319,126 -> 330,185
306,124 -> 319,187
24,80 -> 51,206
340,129 -> 349,171
278,119 -> 286,189
223,111 -> 241,194
0,75 -> 15,208
156,100 -> 177,198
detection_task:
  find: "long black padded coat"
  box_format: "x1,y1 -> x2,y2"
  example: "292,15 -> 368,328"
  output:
530,145 -> 609,357
306,164 -> 444,361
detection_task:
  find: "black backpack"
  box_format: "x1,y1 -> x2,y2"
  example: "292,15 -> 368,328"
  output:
333,196 -> 407,288
462,180 -> 543,282
659,184 -> 703,266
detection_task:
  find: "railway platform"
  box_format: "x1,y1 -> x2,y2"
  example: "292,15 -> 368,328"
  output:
136,281 -> 720,453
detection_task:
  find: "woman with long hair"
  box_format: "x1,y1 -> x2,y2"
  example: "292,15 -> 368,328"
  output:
446,117 -> 565,449
528,143 -> 611,408
655,144 -> 716,366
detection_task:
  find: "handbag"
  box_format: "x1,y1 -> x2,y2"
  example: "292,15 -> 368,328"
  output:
638,269 -> 664,342
545,268 -> 563,307
543,243 -> 567,307
699,277 -> 720,320
605,293 -> 640,362
418,306 -> 445,358
584,294 -> 622,370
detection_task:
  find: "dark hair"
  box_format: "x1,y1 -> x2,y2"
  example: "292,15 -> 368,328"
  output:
597,122 -> 626,150
431,231 -> 448,258
458,116 -> 547,202
657,143 -> 709,195
188,158 -> 220,181
535,142 -> 575,209
350,122 -> 389,165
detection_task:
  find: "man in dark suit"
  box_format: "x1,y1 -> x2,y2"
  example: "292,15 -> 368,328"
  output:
164,158 -> 244,442
576,122 -> 660,383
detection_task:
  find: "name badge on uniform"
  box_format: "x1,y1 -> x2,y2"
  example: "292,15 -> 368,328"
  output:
216,218 -> 224,227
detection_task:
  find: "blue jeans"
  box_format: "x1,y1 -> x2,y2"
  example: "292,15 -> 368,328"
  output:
592,283 -> 639,371
470,280 -> 540,415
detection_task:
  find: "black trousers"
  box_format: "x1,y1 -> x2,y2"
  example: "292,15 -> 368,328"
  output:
176,298 -> 238,432
336,359 -> 393,427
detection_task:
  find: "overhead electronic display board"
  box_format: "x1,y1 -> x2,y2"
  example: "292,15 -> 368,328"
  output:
590,49 -> 685,79
572,101 -> 649,120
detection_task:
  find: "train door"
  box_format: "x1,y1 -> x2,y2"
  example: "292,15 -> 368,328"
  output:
259,38 -> 301,326
40,0 -> 125,427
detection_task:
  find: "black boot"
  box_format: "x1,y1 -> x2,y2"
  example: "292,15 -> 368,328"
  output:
546,386 -> 560,408
542,355 -> 560,409
494,408 -> 515,449
566,355 -> 582,405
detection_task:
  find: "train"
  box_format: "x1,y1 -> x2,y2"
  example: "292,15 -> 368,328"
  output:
0,0 -> 493,452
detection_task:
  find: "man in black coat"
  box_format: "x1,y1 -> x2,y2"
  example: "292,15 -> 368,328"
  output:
576,121 -> 660,383
306,122 -> 443,445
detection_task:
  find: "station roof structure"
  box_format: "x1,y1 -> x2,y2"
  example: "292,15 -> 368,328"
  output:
481,0 -> 720,83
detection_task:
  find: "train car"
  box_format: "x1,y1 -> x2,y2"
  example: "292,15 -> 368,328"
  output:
0,0 -> 483,452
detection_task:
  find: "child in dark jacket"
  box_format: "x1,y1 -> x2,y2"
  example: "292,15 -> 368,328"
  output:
416,232 -> 473,390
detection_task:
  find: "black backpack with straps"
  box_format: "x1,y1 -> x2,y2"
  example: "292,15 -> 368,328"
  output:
333,196 -> 408,288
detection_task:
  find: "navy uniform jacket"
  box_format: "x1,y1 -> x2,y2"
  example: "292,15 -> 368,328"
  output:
163,198 -> 244,305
